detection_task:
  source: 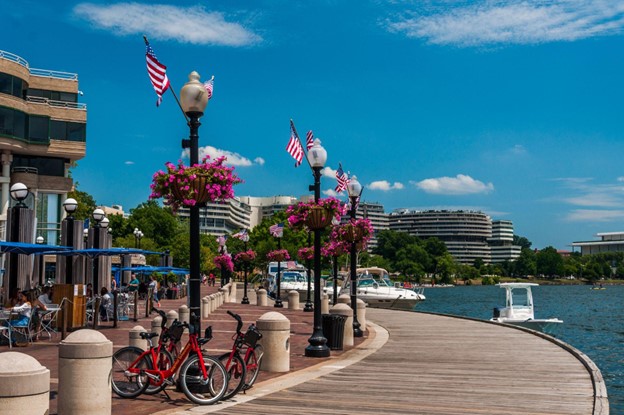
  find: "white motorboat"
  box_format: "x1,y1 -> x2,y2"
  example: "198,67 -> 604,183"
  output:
339,267 -> 426,310
490,283 -> 563,334
267,270 -> 312,300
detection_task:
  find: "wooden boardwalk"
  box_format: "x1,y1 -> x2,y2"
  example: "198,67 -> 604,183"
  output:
183,308 -> 604,415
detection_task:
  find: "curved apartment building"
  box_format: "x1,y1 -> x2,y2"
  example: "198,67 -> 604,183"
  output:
389,210 -> 492,264
0,50 -> 86,243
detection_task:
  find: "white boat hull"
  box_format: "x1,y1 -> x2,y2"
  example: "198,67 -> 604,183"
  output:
491,318 -> 563,335
361,296 -> 420,310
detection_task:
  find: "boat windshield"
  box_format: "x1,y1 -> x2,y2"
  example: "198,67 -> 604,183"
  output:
509,288 -> 532,308
357,278 -> 377,287
282,272 -> 303,282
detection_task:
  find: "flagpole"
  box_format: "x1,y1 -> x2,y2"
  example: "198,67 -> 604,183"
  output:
143,35 -> 190,125
290,119 -> 313,169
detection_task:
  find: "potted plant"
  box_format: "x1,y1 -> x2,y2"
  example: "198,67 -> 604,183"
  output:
297,246 -> 315,262
234,249 -> 256,263
213,254 -> 234,272
333,218 -> 373,243
150,156 -> 242,212
267,249 -> 290,262
286,197 -> 345,230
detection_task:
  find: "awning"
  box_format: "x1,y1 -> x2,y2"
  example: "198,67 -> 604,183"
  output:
42,248 -> 163,257
0,241 -> 72,255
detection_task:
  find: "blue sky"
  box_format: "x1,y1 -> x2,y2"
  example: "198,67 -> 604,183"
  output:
4,0 -> 624,250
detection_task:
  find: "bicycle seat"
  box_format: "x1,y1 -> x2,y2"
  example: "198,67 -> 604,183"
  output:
139,332 -> 159,340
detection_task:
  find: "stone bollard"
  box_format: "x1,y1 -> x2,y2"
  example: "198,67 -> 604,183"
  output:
229,282 -> 237,303
357,299 -> 367,332
210,294 -> 217,312
321,292 -> 329,314
202,297 -> 210,319
337,294 -> 350,304
220,287 -> 229,303
287,290 -> 300,310
256,312 -> 290,372
330,303 -> 353,347
179,305 -> 190,333
257,288 -> 268,306
129,325 -> 148,350
58,329 -> 112,415
166,310 -> 179,328
151,315 -> 163,345
0,352 -> 50,414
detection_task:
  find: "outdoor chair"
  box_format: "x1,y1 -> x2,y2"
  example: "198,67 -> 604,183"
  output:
8,312 -> 33,346
37,300 -> 63,339
0,323 -> 12,348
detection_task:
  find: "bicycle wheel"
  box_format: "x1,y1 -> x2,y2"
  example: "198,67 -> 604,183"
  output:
217,352 -> 246,400
111,347 -> 151,398
179,354 -> 227,405
243,344 -> 264,390
144,348 -> 174,395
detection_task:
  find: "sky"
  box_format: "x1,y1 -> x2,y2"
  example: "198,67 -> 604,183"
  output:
3,0 -> 624,250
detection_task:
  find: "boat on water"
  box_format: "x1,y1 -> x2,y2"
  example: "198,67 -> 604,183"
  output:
490,283 -> 563,334
338,267 -> 426,310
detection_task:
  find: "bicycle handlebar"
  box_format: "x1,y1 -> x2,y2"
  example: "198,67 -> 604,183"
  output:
227,310 -> 244,333
151,307 -> 168,329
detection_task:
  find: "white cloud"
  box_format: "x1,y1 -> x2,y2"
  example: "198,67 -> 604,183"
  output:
386,1 -> 624,47
73,3 -> 261,46
556,177 -> 624,208
323,189 -> 340,197
368,180 -> 404,191
321,167 -> 336,178
565,209 -> 624,222
414,174 -> 494,195
124,161 -> 134,165
181,146 -> 263,167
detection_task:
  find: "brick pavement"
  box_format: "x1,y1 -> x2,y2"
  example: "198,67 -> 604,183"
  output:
0,283 -> 366,415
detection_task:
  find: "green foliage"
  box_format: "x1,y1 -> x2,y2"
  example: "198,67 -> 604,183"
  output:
128,201 -> 179,247
513,235 -> 532,250
536,246 -> 564,277
67,186 -> 97,221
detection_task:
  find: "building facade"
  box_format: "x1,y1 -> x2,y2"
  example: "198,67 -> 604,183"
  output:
388,210 -> 519,264
177,197 -> 252,236
571,232 -> 624,255
0,49 -> 86,244
348,201 -> 388,251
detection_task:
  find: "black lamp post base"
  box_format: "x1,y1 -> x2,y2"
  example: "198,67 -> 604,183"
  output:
241,297 -> 250,305
274,299 -> 283,308
305,343 -> 330,357
303,301 -> 313,312
354,327 -> 364,337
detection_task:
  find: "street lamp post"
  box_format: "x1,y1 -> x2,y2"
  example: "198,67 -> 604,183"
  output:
133,228 -> 144,249
36,235 -> 45,286
303,231 -> 313,312
241,232 -> 250,305
180,71 -> 209,329
274,235 -> 284,308
8,183 -> 29,296
218,236 -> 227,286
347,176 -> 363,337
305,139 -> 330,357
92,208 -> 105,290
63,198 -> 78,284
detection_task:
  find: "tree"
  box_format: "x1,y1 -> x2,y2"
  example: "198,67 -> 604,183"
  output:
513,235 -> 532,250
536,246 -> 564,277
127,201 -> 179,248
373,230 -> 419,263
515,248 -> 536,277
67,185 -> 97,221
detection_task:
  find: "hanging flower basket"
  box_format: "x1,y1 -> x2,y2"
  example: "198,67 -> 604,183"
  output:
321,240 -> 349,257
267,249 -> 290,262
306,206 -> 333,230
286,197 -> 345,230
150,156 -> 242,212
297,246 -> 315,261
234,250 -> 256,263
213,254 -> 234,272
333,218 -> 373,243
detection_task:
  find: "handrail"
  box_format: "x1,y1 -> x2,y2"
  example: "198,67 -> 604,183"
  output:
30,68 -> 78,81
0,50 -> 29,68
26,96 -> 87,110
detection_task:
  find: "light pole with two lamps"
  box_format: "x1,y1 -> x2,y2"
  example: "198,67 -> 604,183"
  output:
180,71 -> 209,328
347,176 -> 363,337
133,228 -> 144,249
91,208 -> 106,291
305,139 -> 330,358
241,231 -> 250,305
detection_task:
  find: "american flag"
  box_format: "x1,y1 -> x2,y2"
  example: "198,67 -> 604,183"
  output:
145,38 -> 170,107
286,120 -> 304,167
306,130 -> 314,150
232,229 -> 248,240
204,76 -> 214,100
335,163 -> 349,193
269,223 -> 284,238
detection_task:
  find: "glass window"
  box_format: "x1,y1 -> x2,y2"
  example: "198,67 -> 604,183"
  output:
12,77 -> 23,98
12,155 -> 66,176
13,110 -> 25,138
0,72 -> 11,95
28,115 -> 49,143
59,92 -> 77,103
50,120 -> 66,140
0,106 -> 14,135
66,122 -> 86,141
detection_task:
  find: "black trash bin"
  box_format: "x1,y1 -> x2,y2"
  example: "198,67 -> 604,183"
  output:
322,314 -> 347,350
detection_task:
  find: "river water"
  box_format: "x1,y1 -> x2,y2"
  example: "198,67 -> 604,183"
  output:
415,284 -> 623,414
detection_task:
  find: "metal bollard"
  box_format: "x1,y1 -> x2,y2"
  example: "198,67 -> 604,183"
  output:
0,352 -> 50,414
129,325 -> 148,350
256,312 -> 290,372
257,288 -> 268,306
58,329 -> 112,415
287,290 -> 300,310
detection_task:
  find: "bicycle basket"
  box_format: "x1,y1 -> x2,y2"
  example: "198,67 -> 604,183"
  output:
166,324 -> 184,343
243,325 -> 262,347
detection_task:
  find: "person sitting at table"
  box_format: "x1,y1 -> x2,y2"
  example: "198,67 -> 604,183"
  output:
4,291 -> 32,328
37,286 -> 53,306
99,287 -> 112,321
29,290 -> 48,341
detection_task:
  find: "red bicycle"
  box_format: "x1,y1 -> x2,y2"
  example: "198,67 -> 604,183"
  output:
217,310 -> 264,400
111,313 -> 227,405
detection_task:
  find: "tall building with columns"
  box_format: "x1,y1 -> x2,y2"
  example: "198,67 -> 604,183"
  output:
0,49 -> 86,244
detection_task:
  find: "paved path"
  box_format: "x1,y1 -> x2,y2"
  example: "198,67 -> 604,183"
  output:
162,308 -> 607,415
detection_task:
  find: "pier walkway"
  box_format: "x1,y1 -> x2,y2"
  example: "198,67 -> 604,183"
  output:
164,308 -> 606,415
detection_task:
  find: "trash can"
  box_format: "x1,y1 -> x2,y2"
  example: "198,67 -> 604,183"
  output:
322,314 -> 347,350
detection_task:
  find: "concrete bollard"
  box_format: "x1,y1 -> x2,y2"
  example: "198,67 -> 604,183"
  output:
330,303 -> 354,347
178,305 -> 190,333
357,299 -> 367,332
0,352 -> 50,414
220,287 -> 229,303
58,329 -> 112,415
256,312 -> 290,372
257,288 -> 268,306
129,325 -> 148,350
321,292 -> 329,314
287,290 -> 300,310
166,310 -> 179,328
202,297 -> 210,319
229,282 -> 237,303
151,315 -> 163,346
210,294 -> 217,312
